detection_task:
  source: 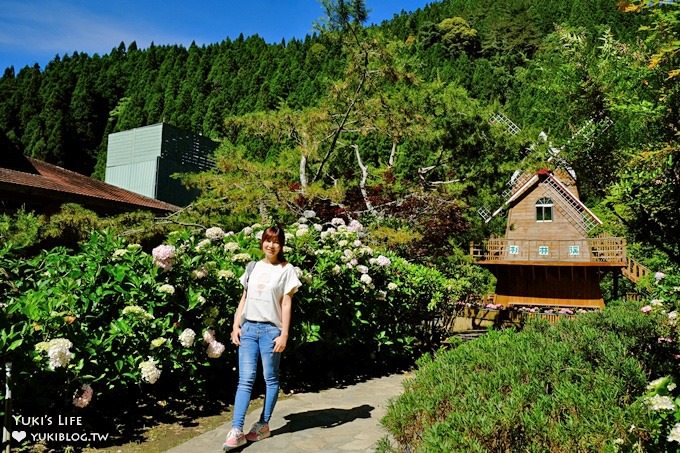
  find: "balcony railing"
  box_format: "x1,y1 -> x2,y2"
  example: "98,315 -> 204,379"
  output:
470,237 -> 626,264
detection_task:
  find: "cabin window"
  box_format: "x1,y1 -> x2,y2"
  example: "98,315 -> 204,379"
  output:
509,245 -> 520,255
538,245 -> 550,256
569,245 -> 580,256
536,197 -> 553,222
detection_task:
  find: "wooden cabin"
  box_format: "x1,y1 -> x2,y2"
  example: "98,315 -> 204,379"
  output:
470,168 -> 626,309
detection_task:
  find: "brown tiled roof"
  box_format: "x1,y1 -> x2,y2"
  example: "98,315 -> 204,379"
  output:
0,158 -> 180,213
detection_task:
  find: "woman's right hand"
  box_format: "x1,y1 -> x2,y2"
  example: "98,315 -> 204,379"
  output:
230,327 -> 241,346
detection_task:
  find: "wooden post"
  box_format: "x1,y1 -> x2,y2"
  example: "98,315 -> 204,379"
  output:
613,270 -> 619,300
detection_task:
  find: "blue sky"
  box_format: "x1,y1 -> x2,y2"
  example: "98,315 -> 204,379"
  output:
0,0 -> 435,72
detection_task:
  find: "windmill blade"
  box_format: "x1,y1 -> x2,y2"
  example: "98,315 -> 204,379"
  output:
489,112 -> 521,135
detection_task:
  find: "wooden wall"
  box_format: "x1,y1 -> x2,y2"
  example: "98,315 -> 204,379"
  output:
491,264 -> 605,308
505,177 -> 585,242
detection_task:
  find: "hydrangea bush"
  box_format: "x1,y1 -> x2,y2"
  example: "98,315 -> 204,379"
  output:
1,216 -> 457,419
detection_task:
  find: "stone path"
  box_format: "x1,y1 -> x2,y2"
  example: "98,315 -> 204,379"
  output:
166,372 -> 409,453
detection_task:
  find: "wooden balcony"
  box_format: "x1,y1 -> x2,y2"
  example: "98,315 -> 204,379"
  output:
470,237 -> 626,266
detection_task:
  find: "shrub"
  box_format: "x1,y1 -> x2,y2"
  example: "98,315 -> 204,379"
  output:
2,215 -> 458,433
380,303 -> 665,452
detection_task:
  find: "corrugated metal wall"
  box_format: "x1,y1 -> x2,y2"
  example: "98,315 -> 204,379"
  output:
105,123 -> 217,206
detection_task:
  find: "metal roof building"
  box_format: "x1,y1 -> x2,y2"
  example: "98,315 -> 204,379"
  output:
105,123 -> 218,207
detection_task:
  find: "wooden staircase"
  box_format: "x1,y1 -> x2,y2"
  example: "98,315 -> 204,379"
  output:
622,256 -> 651,284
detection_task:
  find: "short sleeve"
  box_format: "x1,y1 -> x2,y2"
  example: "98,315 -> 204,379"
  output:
284,266 -> 302,296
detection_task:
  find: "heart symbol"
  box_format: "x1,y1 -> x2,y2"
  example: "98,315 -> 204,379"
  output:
12,431 -> 27,442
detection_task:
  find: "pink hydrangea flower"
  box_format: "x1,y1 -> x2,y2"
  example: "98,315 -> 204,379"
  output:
152,244 -> 176,271
641,305 -> 653,314
72,384 -> 93,408
207,340 -> 225,358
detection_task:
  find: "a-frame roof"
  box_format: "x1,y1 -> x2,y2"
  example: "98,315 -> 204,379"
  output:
490,169 -> 602,230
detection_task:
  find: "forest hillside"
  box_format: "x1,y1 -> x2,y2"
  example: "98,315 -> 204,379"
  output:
0,0 -> 677,265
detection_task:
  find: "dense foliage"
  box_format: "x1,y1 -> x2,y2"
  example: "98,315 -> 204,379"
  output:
0,1 -> 677,262
0,217 -> 467,448
380,286 -> 680,452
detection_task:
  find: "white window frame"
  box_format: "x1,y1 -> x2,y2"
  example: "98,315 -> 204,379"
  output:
536,197 -> 554,222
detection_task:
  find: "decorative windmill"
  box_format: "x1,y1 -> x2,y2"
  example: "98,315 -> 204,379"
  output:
470,113 -> 625,310
479,113 -> 613,237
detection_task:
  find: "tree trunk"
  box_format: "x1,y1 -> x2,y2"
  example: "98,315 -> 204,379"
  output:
353,144 -> 375,214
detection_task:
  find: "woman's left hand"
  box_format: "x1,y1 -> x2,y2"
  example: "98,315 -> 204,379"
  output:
273,335 -> 288,353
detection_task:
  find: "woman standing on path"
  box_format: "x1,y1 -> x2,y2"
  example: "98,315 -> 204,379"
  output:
223,225 -> 302,451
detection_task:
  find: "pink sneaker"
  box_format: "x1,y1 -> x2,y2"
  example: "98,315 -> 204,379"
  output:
245,421 -> 270,442
222,428 -> 246,451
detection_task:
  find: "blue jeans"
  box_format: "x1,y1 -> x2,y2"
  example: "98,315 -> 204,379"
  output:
232,320 -> 282,430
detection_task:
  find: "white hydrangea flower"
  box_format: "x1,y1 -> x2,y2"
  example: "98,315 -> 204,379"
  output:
326,227 -> 336,234
298,216 -> 309,224
347,219 -> 363,232
313,223 -> 323,232
651,299 -> 664,306
217,269 -> 235,280
231,253 -> 252,263
668,423 -> 680,443
139,357 -> 161,384
122,305 -> 154,321
205,227 -> 226,241
283,246 -> 292,253
112,249 -> 127,260
360,274 -> 373,285
332,265 -> 342,274
338,240 -> 348,247
376,255 -> 391,267
353,240 -> 362,247
285,232 -> 294,241
224,242 -> 240,253
195,238 -> 212,251
655,271 -> 666,281
387,282 -> 398,291
320,231 -> 330,240
158,284 -> 175,295
647,376 -> 670,391
242,226 -> 253,235
303,210 -> 316,218
178,328 -> 196,348
46,338 -> 74,370
191,267 -> 208,279
296,228 -> 308,237
331,218 -> 346,226
150,337 -> 167,349
376,290 -> 387,301
646,394 -> 676,411
356,265 -> 369,274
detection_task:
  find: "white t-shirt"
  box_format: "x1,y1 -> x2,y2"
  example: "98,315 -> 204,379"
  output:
239,260 -> 302,328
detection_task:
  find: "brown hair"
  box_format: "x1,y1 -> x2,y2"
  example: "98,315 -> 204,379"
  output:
260,225 -> 286,262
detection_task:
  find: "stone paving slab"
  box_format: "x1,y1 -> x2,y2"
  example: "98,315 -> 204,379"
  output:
166,372 -> 409,453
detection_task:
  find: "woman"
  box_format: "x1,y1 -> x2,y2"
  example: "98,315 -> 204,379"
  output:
223,225 -> 301,450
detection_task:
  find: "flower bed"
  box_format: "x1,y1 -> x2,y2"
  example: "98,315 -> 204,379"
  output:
0,215 -> 456,438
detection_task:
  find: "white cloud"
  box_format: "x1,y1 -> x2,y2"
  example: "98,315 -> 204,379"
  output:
0,0 -> 194,58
